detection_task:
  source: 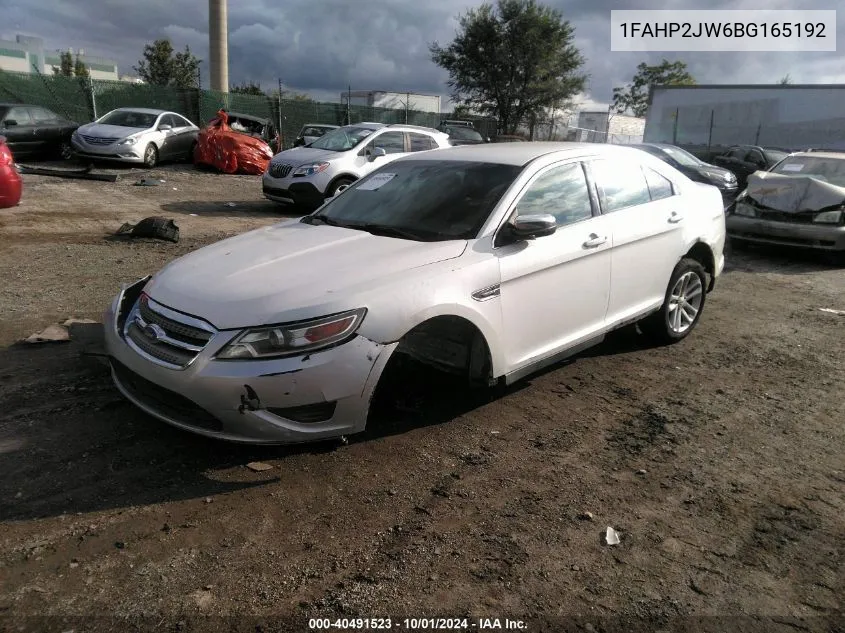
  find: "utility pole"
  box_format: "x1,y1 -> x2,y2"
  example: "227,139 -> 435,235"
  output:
278,77 -> 284,150
346,84 -> 351,125
89,74 -> 97,120
405,92 -> 409,124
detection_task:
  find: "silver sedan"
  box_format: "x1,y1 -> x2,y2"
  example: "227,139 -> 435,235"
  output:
71,108 -> 199,167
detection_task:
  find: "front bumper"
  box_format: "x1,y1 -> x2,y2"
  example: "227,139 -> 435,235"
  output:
726,215 -> 845,251
71,139 -> 144,163
104,279 -> 396,444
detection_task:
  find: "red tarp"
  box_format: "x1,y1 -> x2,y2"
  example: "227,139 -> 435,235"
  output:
194,110 -> 274,175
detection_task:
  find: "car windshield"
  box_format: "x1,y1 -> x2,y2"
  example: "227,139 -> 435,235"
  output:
308,126 -> 376,151
770,156 -> 845,187
304,160 -> 522,241
764,149 -> 788,163
658,145 -> 702,167
444,126 -> 484,141
97,110 -> 158,128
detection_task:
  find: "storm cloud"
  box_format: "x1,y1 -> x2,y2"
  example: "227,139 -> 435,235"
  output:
4,0 -> 842,108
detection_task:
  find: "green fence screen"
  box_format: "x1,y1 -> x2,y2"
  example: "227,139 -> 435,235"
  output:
0,70 -> 498,149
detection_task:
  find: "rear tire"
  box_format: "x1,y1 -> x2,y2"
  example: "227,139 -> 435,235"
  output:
143,143 -> 158,168
640,258 -> 708,345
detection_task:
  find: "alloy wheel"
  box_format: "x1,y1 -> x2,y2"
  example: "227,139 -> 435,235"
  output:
667,271 -> 703,334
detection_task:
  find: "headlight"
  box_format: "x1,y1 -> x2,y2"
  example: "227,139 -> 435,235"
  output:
71,130 -> 79,140
215,308 -> 367,360
293,162 -> 330,177
733,202 -> 757,218
813,210 -> 844,224
118,137 -> 137,146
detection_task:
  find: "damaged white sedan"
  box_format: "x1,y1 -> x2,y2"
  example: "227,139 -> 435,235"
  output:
104,143 -> 726,444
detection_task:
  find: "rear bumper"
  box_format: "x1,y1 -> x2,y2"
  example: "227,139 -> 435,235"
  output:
726,215 -> 845,251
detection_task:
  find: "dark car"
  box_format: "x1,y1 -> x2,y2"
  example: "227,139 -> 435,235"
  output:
493,135 -> 527,143
438,124 -> 488,146
710,145 -> 789,191
225,112 -> 280,153
0,103 -> 79,160
633,142 -> 738,207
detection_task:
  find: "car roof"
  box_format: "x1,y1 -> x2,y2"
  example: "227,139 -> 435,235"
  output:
398,142 -> 631,166
111,107 -> 170,115
789,151 -> 845,160
227,112 -> 270,123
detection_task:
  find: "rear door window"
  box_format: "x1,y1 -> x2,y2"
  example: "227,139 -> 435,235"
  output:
589,159 -> 652,212
408,133 -> 434,152
372,131 -> 406,154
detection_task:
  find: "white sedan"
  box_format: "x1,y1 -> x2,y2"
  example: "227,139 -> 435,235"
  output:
104,142 -> 726,444
71,108 -> 199,167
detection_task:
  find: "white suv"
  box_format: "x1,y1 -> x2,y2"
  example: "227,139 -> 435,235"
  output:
105,142 -> 726,445
262,122 -> 450,209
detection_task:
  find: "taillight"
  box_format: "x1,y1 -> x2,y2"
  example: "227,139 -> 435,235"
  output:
0,144 -> 12,167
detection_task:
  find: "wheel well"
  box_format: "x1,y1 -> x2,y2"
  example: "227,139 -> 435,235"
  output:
392,315 -> 494,386
685,242 -> 715,289
327,173 -> 357,193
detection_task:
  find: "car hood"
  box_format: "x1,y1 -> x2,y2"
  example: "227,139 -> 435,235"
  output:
143,221 -> 468,330
745,171 -> 845,212
697,163 -> 734,179
271,146 -> 343,165
77,123 -> 149,138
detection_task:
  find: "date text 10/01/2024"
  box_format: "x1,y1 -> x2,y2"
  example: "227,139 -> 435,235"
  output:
308,618 -> 528,630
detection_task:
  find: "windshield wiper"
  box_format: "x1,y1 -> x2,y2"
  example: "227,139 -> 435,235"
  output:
351,223 -> 429,241
303,215 -> 343,227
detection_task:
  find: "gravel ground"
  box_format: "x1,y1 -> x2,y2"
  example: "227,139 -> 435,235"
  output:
0,163 -> 843,633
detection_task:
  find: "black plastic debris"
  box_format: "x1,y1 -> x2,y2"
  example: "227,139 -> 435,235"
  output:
115,216 -> 179,243
133,178 -> 163,187
17,163 -> 119,182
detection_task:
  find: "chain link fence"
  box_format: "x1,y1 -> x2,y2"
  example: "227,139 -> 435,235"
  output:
0,70 -> 498,150
555,125 -> 643,145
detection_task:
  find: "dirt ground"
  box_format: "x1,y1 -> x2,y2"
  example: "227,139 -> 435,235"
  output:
0,162 -> 843,633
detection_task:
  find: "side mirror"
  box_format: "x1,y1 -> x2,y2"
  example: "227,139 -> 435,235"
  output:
158,124 -> 172,132
3,120 -> 17,127
510,214 -> 557,240
370,147 -> 387,160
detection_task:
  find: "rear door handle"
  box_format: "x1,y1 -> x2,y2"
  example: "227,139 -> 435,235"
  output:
668,212 -> 684,224
582,233 -> 607,248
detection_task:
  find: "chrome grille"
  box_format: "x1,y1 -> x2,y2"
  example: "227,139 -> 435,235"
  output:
270,163 -> 293,178
123,294 -> 216,369
81,134 -> 119,145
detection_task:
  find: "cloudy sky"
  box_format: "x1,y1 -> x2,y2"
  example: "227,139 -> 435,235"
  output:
3,0 -> 842,111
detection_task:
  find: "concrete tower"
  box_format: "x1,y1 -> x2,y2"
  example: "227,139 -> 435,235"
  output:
209,0 -> 228,92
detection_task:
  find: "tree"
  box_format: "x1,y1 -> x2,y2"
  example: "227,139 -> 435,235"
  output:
779,73 -> 792,84
134,39 -> 200,88
430,0 -> 587,134
612,59 -> 696,118
52,51 -> 74,77
231,81 -> 265,95
73,54 -> 89,78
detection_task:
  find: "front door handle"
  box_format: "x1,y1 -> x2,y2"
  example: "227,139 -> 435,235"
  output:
582,233 -> 607,248
668,211 -> 684,224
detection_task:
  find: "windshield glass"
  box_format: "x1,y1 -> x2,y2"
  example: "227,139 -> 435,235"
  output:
764,149 -> 788,163
306,160 -> 522,241
309,126 -> 376,151
97,110 -> 158,128
444,126 -> 484,141
659,146 -> 702,167
770,156 -> 845,187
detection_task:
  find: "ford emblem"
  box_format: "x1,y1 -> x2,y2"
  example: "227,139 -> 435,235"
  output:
143,323 -> 166,341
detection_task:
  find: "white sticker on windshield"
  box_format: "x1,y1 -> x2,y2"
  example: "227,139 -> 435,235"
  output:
781,163 -> 804,172
357,173 -> 396,190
